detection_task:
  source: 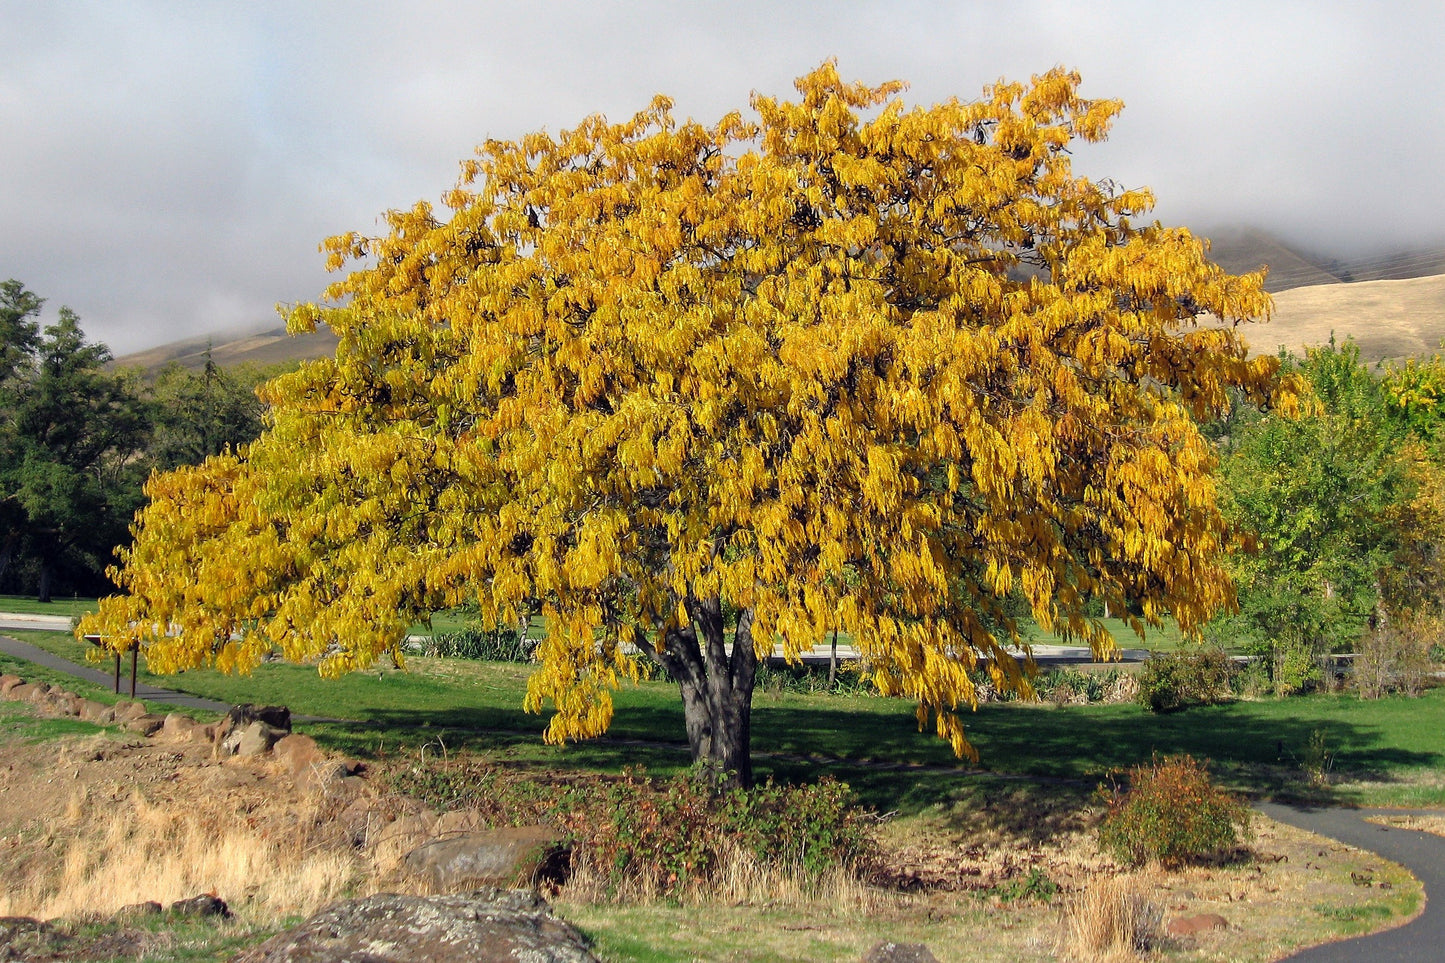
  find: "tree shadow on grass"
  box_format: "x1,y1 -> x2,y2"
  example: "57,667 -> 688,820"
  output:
301,691 -> 1439,815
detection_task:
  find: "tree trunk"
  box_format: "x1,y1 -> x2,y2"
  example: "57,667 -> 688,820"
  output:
655,595 -> 758,787
0,534 -> 14,587
37,559 -> 52,604
828,627 -> 839,687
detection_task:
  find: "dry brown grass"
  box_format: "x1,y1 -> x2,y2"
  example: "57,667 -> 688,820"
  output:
1367,813 -> 1445,837
556,837 -> 890,912
0,785 -> 362,921
1055,871 -> 1162,962
1250,273 -> 1445,362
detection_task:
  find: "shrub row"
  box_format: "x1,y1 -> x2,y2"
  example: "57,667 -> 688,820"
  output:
390,762 -> 877,896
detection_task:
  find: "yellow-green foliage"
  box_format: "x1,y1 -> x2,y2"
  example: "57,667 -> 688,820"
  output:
83,64 -> 1293,761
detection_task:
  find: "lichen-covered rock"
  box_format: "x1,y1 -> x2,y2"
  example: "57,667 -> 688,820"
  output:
232,890 -> 600,963
862,942 -> 940,963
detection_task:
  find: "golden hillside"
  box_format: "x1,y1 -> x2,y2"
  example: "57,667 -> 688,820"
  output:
1243,273 -> 1445,363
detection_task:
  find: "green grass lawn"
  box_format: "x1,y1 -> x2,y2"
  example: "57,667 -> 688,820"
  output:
5,626 -> 1440,810
0,594 -> 97,619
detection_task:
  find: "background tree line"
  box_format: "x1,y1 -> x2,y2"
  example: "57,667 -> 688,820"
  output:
0,280 -> 277,601
1212,338 -> 1445,695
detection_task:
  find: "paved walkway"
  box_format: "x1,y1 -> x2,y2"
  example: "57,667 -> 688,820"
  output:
1261,802 -> 1445,961
0,631 -> 236,715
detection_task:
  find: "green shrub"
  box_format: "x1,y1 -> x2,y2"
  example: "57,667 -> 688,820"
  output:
390,761 -> 876,896
425,627 -> 535,662
1136,648 -> 1235,712
1097,754 -> 1251,868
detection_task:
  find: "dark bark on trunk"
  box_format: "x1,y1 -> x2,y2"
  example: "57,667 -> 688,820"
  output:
37,559 -> 52,604
655,595 -> 758,787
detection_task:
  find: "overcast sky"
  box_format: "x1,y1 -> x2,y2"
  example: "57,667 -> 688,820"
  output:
3,1 -> 1443,353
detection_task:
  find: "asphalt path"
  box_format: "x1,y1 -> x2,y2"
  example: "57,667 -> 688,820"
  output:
0,630 -> 235,714
1260,802 -> 1445,961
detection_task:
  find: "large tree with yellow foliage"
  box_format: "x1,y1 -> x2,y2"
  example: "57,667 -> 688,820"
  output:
83,65 -> 1291,784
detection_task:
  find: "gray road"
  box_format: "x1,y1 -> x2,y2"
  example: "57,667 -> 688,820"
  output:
1261,802 -> 1445,961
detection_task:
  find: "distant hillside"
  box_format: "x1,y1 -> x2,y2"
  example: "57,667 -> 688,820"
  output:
114,325 -> 339,372
1242,273 -> 1445,363
1204,228 -> 1445,292
113,229 -> 1445,373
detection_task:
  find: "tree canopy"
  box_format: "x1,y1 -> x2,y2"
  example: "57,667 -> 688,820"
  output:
82,65 -> 1294,782
0,284 -> 150,601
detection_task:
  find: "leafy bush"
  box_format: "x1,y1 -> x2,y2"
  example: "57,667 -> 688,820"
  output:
390,761 -> 876,897
1097,754 -> 1251,868
1135,648 -> 1235,712
424,627 -> 535,662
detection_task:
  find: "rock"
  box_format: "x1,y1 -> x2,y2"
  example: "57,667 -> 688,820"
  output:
116,900 -> 163,918
22,682 -> 52,704
273,733 -> 324,773
231,890 -> 600,963
1166,913 -> 1229,937
112,700 -> 149,722
47,692 -> 82,716
273,733 -> 351,790
0,915 -> 69,958
124,713 -> 167,737
168,894 -> 230,918
0,674 -> 22,695
433,809 -> 485,838
371,814 -> 434,868
6,683 -> 38,703
862,942 -> 941,963
161,712 -> 201,741
404,827 -> 563,891
219,703 -> 292,740
222,721 -> 288,757
78,699 -> 111,722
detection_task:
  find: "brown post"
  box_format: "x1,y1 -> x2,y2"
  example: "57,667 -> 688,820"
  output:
129,644 -> 138,699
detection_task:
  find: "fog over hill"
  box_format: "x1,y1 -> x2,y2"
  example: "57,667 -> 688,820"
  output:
114,230 -> 1445,372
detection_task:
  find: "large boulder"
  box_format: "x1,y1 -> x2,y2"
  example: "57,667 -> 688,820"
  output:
404,827 -> 563,892
232,889 -> 600,963
0,674 -> 24,696
222,720 -> 287,757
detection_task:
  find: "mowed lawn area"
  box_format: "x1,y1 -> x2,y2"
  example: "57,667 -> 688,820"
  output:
4,626 -> 1442,811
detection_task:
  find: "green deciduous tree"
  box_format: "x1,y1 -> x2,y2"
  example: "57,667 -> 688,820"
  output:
1215,339 -> 1445,691
84,66 -> 1293,783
